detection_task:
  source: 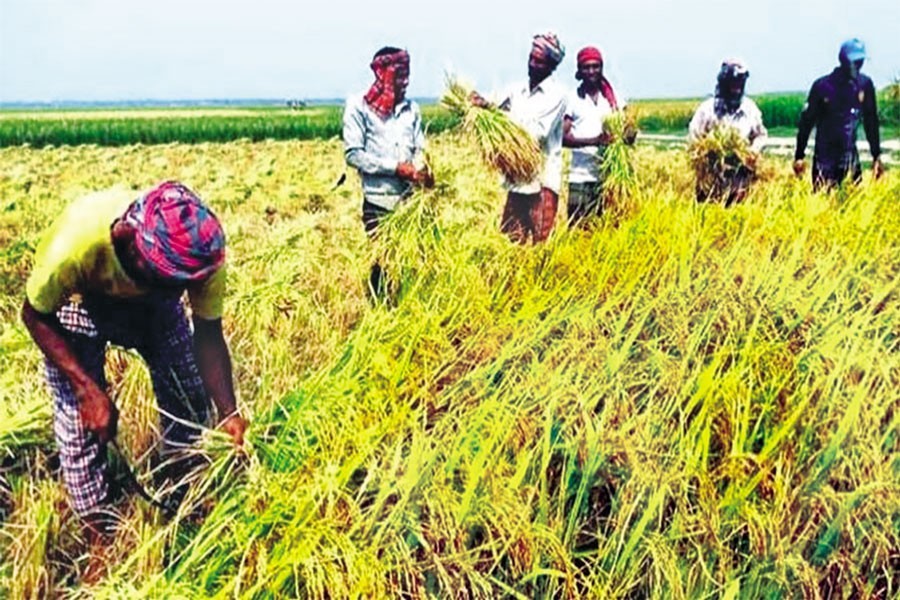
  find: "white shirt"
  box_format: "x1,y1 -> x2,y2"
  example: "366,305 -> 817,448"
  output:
495,78 -> 567,194
343,93 -> 426,209
688,97 -> 768,152
565,89 -> 616,183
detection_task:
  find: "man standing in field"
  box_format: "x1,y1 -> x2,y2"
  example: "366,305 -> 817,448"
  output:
343,46 -> 433,299
793,38 -> 884,190
21,181 -> 248,553
472,33 -> 568,243
563,46 -> 631,225
688,58 -> 768,205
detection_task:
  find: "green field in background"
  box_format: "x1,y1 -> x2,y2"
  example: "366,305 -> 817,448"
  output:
0,89 -> 896,147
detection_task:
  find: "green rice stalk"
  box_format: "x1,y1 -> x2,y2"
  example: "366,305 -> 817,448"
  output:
2,135 -> 900,598
599,110 -> 639,218
0,399 -> 52,460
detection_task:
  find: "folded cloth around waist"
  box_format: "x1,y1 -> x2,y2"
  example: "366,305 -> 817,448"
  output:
364,192 -> 410,211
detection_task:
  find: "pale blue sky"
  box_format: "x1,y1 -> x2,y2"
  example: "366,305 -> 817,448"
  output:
1,0 -> 898,103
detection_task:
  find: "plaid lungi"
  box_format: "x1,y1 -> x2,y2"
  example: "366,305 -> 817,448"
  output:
813,151 -> 862,191
45,294 -> 210,516
501,188 -> 559,244
567,181 -> 604,224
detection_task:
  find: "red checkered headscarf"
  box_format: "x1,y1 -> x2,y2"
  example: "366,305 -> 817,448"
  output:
576,46 -> 618,110
364,48 -> 410,119
122,181 -> 225,283
532,33 -> 565,66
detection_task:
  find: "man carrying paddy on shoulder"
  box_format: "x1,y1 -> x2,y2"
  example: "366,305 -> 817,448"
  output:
21,181 -> 248,561
471,32 -> 568,244
343,46 -> 434,300
563,45 -> 632,225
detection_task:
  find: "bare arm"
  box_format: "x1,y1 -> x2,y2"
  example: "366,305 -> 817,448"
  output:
563,115 -> 607,148
22,298 -> 90,390
21,298 -> 117,441
192,317 -> 246,444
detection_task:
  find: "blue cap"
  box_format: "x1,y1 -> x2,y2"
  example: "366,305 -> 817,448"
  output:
839,38 -> 866,63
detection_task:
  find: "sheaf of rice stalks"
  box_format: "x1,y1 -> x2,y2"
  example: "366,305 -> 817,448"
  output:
687,124 -> 760,194
599,109 -> 639,217
441,77 -> 543,185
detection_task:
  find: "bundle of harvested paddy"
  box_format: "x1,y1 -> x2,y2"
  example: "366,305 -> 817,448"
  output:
599,109 -> 639,216
688,124 -> 758,201
441,78 -> 543,185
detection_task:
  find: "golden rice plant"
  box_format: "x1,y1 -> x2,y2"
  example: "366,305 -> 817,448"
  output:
441,77 -> 543,185
2,131 -> 900,599
687,124 -> 759,199
599,109 -> 639,218
0,399 -> 51,461
1,476 -> 68,599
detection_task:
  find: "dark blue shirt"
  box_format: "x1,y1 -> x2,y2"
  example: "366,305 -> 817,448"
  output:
795,68 -> 881,165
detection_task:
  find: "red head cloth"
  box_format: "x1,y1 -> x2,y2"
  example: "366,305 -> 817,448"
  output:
364,49 -> 410,119
123,181 -> 225,283
577,46 -> 603,66
576,45 -> 618,110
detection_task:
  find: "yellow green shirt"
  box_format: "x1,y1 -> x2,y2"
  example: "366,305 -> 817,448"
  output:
26,188 -> 226,320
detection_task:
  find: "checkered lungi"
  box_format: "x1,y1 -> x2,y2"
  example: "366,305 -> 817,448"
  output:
567,181 -> 604,224
813,150 -> 862,191
45,294 -> 210,516
501,188 -> 559,244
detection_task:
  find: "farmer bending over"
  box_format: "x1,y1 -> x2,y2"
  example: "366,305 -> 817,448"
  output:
688,58 -> 768,205
343,46 -> 433,300
21,181 -> 248,546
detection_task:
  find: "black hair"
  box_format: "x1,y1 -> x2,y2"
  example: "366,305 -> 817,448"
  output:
374,46 -> 404,59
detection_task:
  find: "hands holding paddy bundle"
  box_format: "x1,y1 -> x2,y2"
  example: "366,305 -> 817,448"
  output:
440,78 -> 544,187
74,380 -> 247,447
469,91 -> 491,109
219,411 -> 249,447
75,380 -> 119,444
396,161 -> 434,188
